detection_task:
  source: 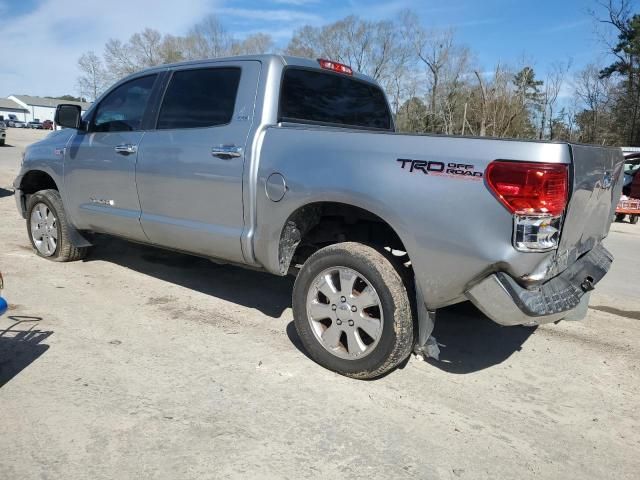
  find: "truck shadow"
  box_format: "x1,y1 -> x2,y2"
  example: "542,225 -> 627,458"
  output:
0,187 -> 14,198
84,235 -> 294,318
589,304 -> 640,320
85,236 -> 534,374
286,302 -> 536,376
0,316 -> 51,387
425,302 -> 536,374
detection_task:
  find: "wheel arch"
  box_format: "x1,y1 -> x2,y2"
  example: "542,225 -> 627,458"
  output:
16,169 -> 60,217
276,201 -> 412,275
19,169 -> 59,194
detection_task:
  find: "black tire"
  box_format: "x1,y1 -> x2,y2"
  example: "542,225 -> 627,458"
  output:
26,189 -> 89,262
631,215 -> 639,225
615,213 -> 625,223
0,139 -> 4,146
292,242 -> 414,379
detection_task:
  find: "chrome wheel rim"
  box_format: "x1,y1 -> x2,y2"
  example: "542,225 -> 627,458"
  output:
30,202 -> 58,256
306,266 -> 384,360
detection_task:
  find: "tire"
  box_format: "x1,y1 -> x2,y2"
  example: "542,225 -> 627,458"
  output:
631,215 -> 639,225
292,242 -> 414,379
26,189 -> 89,262
615,213 -> 625,223
0,139 -> 4,146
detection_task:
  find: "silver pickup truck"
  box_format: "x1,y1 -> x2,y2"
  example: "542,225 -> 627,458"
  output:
14,55 -> 624,378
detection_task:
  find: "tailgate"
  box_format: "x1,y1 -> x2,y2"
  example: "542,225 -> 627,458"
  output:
559,144 -> 624,264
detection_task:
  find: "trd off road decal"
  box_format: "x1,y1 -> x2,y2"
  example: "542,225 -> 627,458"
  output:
397,158 -> 483,180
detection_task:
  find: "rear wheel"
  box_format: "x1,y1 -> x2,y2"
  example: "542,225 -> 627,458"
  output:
26,189 -> 89,262
631,215 -> 639,225
615,213 -> 625,223
292,242 -> 414,379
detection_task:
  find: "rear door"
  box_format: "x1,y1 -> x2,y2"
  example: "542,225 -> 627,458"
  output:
136,61 -> 260,263
64,74 -> 159,241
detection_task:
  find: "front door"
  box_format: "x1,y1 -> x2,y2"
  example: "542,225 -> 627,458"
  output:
136,62 -> 260,263
63,74 -> 159,242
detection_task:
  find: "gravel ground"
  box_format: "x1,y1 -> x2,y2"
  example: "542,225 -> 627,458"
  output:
1,128 -> 639,479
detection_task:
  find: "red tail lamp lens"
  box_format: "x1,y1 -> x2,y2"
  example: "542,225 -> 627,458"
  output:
485,161 -> 568,216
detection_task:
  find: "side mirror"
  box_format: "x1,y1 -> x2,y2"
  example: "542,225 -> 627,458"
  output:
54,104 -> 82,129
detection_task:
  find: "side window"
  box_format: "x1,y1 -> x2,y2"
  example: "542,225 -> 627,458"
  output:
92,75 -> 157,132
157,68 -> 241,129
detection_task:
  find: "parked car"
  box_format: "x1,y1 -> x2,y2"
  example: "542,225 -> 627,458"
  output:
27,121 -> 43,129
622,153 -> 640,198
0,272 -> 7,317
615,152 -> 640,224
8,119 -> 26,128
42,120 -> 53,130
13,55 -> 625,378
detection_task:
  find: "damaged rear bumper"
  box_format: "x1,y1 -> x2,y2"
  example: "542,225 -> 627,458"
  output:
466,244 -> 613,326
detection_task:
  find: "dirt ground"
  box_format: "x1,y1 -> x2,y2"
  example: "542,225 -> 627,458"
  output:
1,128 -> 639,479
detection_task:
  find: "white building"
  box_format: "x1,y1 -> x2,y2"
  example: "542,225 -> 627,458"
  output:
0,98 -> 29,122
7,95 -> 91,123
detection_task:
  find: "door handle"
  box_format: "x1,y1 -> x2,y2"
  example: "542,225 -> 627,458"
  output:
115,144 -> 138,155
211,145 -> 242,159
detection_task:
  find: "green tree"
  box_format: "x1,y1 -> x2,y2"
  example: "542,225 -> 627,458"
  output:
599,2 -> 640,144
48,94 -> 87,102
396,97 -> 428,133
512,66 -> 543,138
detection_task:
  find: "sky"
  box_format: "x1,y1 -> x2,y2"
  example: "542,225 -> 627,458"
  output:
0,0 -> 631,98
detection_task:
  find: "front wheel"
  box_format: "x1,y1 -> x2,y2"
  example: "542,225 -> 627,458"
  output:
292,242 -> 414,379
26,189 -> 89,262
631,215 -> 639,225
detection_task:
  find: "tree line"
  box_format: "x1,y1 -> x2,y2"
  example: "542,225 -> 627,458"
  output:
77,0 -> 640,146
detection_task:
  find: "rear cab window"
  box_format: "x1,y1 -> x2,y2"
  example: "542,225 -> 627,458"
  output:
278,68 -> 392,131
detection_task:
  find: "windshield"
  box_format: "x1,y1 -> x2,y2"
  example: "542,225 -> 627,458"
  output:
624,161 -> 640,176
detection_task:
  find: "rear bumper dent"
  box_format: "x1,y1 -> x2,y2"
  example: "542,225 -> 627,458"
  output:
466,244 -> 613,326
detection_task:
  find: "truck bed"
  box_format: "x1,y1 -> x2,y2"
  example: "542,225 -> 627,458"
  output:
252,125 -> 624,310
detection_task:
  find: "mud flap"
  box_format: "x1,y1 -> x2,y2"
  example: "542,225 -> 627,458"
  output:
67,225 -> 93,248
413,278 -> 440,360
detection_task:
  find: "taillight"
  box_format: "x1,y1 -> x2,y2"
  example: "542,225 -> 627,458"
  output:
486,161 -> 568,216
486,161 -> 569,252
317,58 -> 353,75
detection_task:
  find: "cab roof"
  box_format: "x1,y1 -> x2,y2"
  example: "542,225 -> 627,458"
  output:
138,54 -> 379,86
